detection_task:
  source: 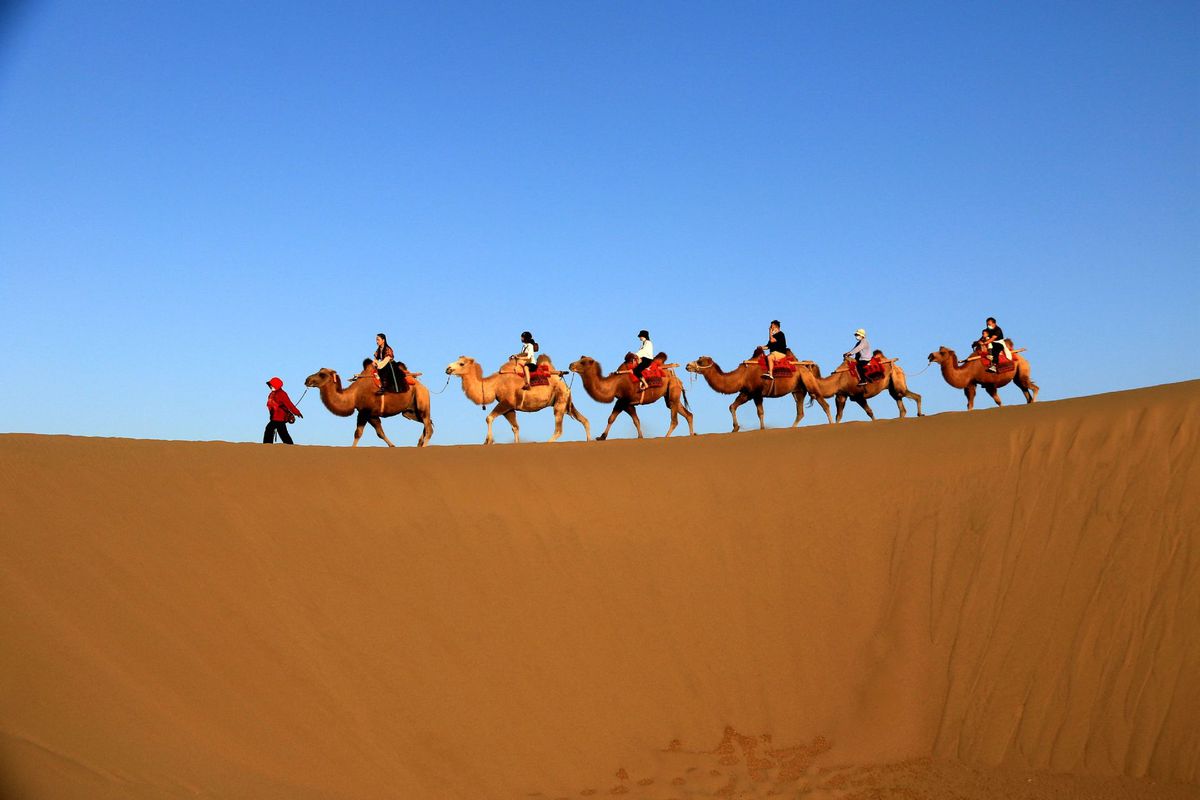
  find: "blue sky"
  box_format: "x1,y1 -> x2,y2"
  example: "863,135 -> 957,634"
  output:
1,1 -> 1196,445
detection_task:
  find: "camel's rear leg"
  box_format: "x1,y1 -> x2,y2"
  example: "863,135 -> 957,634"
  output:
753,396 -> 765,430
790,391 -> 804,427
566,400 -> 591,441
812,392 -> 833,424
666,383 -> 695,436
835,394 -> 847,423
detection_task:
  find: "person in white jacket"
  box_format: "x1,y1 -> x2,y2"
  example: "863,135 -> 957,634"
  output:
633,329 -> 654,389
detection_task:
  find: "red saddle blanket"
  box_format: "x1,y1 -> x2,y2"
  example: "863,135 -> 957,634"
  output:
976,350 -> 1016,372
757,354 -> 797,375
528,364 -> 551,387
626,361 -> 665,388
863,356 -> 885,381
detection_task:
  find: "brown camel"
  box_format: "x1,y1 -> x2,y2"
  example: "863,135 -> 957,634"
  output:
801,355 -> 923,422
927,346 -> 1039,410
304,368 -> 434,447
685,351 -> 832,431
445,355 -> 590,444
568,355 -> 695,440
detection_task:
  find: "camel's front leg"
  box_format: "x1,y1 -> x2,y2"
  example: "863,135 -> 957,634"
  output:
984,384 -> 1002,407
729,392 -> 752,432
368,417 -> 396,447
502,409 -> 520,443
964,384 -> 976,411
353,410 -> 369,446
598,401 -> 626,441
853,396 -> 876,420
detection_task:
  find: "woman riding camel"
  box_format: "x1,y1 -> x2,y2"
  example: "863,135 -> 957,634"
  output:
373,333 -> 405,394
762,319 -> 788,380
510,331 -> 539,390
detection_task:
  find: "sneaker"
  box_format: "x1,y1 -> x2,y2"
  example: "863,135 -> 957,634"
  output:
986,366 -> 998,373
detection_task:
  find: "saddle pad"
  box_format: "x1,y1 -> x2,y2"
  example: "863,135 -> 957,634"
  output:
757,355 -> 796,374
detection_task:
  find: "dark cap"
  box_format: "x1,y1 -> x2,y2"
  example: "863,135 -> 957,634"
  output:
638,329 -> 650,339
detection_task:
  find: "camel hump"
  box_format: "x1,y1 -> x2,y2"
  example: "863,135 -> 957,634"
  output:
654,352 -> 668,364
535,354 -> 555,371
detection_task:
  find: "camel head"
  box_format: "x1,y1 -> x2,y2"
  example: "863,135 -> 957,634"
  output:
685,356 -> 714,373
445,356 -> 476,376
927,347 -> 954,364
305,368 -> 339,388
569,356 -> 597,374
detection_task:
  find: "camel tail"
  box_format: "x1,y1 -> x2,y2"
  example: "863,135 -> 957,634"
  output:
681,385 -> 691,411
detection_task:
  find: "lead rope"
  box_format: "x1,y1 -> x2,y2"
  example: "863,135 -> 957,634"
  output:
427,374 -> 452,394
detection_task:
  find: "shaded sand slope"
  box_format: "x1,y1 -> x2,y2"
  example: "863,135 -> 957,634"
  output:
1,381 -> 1197,799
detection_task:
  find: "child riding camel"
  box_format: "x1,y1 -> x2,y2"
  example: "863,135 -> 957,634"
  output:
511,331 -> 539,389
844,329 -> 871,385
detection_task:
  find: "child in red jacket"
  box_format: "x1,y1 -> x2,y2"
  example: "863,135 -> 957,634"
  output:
264,377 -> 303,444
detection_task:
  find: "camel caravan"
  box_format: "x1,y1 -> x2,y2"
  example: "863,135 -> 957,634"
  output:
280,318 -> 1037,446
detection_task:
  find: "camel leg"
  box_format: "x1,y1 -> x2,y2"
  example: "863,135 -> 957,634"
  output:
964,385 -> 976,411
671,387 -> 695,436
984,384 -> 1002,407
502,410 -> 520,443
835,394 -> 847,423
854,396 -> 876,420
813,392 -> 833,424
625,404 -> 645,438
598,401 -> 627,441
482,404 -> 502,445
754,396 -> 766,430
368,417 -> 396,447
418,414 -> 433,447
729,392 -> 753,432
790,391 -> 804,427
353,410 -> 370,446
566,401 -> 591,441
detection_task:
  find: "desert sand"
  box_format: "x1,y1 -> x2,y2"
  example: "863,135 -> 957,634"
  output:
1,381 -> 1198,799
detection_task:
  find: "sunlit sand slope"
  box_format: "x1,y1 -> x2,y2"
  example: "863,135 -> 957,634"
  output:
1,381 -> 1197,799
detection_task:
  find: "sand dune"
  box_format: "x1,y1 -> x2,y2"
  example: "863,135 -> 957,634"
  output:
1,381 -> 1198,799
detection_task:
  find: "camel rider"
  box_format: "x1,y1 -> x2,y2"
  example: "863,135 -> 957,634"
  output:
510,331 -> 539,390
263,377 -> 302,445
844,329 -> 871,385
374,333 -> 405,394
633,329 -> 654,390
762,319 -> 787,379
979,317 -> 1007,373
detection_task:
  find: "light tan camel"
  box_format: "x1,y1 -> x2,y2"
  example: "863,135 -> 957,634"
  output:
445,355 -> 590,444
927,346 -> 1039,410
304,367 -> 434,447
568,356 -> 695,440
801,355 -> 923,422
685,351 -> 832,431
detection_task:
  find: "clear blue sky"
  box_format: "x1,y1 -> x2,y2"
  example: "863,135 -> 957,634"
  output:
1,1 -> 1196,445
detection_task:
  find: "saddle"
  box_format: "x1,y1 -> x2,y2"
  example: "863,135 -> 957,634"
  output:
527,363 -> 552,387
863,355 -> 886,382
624,352 -> 667,388
756,353 -> 797,375
974,348 -> 1016,372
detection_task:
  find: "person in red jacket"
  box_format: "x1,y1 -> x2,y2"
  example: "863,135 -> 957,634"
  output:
264,376 -> 303,444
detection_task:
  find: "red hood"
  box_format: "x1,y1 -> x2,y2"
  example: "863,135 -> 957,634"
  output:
266,377 -> 283,390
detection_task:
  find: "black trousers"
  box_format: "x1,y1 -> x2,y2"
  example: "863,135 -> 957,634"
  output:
855,358 -> 869,382
989,342 -> 1004,362
633,357 -> 653,378
263,420 -> 293,444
